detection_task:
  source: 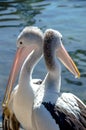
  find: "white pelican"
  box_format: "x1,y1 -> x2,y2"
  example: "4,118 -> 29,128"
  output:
2,26 -> 44,130
33,29 -> 86,130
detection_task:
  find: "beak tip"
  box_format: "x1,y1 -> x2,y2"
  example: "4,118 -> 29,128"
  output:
75,71 -> 80,79
78,72 -> 81,78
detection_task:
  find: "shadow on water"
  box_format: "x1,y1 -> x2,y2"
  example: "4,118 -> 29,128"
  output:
0,0 -> 49,28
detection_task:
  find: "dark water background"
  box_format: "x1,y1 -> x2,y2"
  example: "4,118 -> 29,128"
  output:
0,0 -> 86,121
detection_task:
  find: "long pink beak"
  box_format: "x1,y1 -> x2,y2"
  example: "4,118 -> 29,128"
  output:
2,45 -> 36,107
57,43 -> 80,78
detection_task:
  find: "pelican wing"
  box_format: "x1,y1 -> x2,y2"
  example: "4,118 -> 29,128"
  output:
33,93 -> 86,130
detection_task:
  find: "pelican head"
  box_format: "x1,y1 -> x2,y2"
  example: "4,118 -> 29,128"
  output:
44,29 -> 80,78
17,26 -> 43,47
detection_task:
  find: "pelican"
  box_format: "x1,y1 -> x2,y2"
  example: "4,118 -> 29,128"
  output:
2,26 -> 44,130
33,29 -> 86,130
2,27 -> 86,130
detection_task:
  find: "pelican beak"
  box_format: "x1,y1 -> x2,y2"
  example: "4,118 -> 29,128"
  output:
3,45 -> 36,106
57,43 -> 80,78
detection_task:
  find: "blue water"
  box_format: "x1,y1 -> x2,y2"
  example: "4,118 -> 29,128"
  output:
0,0 -> 86,120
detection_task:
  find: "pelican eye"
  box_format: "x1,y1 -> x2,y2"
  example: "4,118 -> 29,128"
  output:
20,41 -> 23,45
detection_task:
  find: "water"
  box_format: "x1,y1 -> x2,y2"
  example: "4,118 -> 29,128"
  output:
0,0 -> 86,121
